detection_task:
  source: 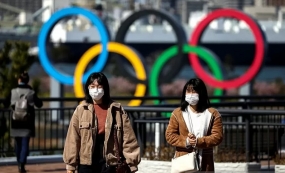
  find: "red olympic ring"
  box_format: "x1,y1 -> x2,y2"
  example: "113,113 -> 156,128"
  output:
189,8 -> 266,89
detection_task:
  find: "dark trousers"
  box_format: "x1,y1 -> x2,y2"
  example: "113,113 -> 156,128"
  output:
14,137 -> 30,164
78,134 -> 116,173
77,160 -> 116,173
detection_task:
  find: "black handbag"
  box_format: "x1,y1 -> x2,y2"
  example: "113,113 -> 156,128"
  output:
112,108 -> 131,173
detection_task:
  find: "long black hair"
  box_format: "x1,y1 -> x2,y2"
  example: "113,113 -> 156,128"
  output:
84,72 -> 111,104
180,78 -> 210,112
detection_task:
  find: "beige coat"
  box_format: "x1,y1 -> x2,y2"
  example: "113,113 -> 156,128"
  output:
63,101 -> 141,172
165,107 -> 223,172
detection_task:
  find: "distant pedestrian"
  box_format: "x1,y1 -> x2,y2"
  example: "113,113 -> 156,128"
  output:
63,72 -> 140,173
5,71 -> 43,173
166,78 -> 223,172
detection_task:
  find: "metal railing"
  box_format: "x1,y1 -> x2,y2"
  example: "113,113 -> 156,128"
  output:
126,108 -> 285,162
0,108 -> 75,156
1,105 -> 285,169
1,95 -> 285,104
1,96 -> 285,111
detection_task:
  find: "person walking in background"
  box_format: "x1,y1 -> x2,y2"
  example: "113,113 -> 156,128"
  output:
165,78 -> 223,172
63,72 -> 140,173
4,71 -> 43,173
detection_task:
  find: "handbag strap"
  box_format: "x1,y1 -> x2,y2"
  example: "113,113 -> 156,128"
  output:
187,107 -> 195,136
188,108 -> 201,171
187,107 -> 198,153
112,107 -> 122,164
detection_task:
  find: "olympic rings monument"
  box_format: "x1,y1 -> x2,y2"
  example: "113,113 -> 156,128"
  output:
37,7 -> 267,114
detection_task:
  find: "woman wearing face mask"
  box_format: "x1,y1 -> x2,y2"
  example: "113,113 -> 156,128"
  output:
63,72 -> 140,173
165,78 -> 223,172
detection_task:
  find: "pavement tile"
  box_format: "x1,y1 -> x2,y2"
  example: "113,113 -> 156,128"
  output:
0,163 -> 66,173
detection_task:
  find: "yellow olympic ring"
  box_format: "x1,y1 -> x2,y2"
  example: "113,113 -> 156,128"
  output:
74,42 -> 147,106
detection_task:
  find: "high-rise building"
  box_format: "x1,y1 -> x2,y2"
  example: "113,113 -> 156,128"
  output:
262,0 -> 285,6
244,0 -> 285,20
211,0 -> 254,9
173,0 -> 254,24
74,0 -> 95,8
0,0 -> 41,28
0,0 -> 42,15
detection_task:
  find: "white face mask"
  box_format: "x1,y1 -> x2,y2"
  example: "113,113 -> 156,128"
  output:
185,93 -> 199,105
89,88 -> 104,100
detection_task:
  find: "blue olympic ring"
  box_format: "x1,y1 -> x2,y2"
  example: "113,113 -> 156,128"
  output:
38,7 -> 109,85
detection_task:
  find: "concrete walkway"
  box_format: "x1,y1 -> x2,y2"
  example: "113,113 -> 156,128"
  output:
0,163 -> 66,173
0,155 -> 65,173
0,155 -> 275,173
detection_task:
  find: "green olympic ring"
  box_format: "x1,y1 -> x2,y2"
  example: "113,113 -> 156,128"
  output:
149,45 -> 224,108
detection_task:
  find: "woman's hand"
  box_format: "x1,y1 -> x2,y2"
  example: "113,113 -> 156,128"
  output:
67,171 -> 74,173
188,133 -> 197,146
188,133 -> 196,139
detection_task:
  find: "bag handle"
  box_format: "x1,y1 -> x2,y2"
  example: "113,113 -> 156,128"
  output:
187,107 -> 201,171
112,107 -> 123,164
187,108 -> 199,151
187,109 -> 194,135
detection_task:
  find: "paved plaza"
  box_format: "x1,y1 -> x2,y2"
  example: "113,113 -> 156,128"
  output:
0,162 -> 276,173
0,163 -> 66,173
